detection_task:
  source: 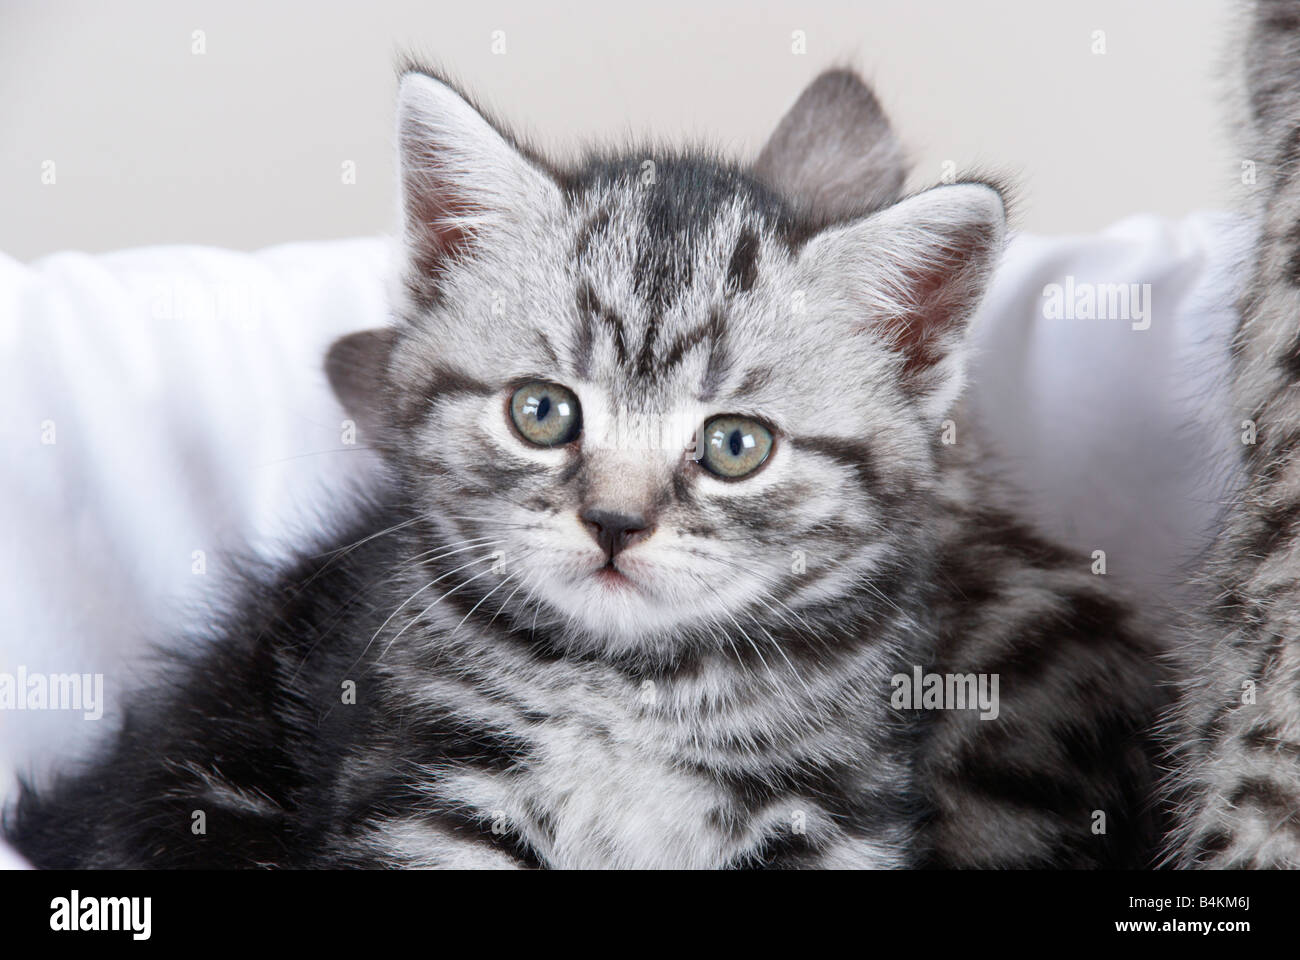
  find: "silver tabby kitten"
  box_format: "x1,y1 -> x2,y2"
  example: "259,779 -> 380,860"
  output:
1166,0 -> 1300,869
7,66 -> 1162,868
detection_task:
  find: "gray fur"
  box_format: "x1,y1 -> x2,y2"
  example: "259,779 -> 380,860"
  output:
1164,0 -> 1300,869
753,68 -> 908,222
7,66 -> 1162,869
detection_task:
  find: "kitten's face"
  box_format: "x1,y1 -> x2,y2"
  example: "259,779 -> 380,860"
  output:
331,70 -> 1004,658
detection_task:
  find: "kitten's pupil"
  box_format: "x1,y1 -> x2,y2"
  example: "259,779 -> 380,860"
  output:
728,430 -> 743,457
537,396 -> 551,421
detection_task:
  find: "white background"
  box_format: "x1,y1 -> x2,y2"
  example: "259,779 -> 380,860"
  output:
2,0 -> 1242,260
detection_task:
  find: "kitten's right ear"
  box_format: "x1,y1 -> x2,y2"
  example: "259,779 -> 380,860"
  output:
397,70 -> 562,294
325,328 -> 395,442
753,69 -> 907,221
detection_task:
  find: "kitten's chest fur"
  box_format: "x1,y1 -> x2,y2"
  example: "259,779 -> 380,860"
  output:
372,640 -> 917,870
499,708 -> 734,869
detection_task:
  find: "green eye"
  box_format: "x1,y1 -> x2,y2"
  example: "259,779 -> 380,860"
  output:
700,415 -> 773,478
509,381 -> 582,447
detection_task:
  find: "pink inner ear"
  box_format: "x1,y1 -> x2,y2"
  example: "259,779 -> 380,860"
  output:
874,224 -> 993,378
404,142 -> 482,284
887,268 -> 952,378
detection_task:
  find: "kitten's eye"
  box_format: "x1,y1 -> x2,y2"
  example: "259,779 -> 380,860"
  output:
509,381 -> 582,447
701,415 -> 773,478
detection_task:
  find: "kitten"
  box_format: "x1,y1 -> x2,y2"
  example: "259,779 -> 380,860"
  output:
6,66 -> 1163,869
1165,0 -> 1300,869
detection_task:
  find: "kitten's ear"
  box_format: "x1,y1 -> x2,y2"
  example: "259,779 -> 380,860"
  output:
801,183 -> 1006,419
754,69 -> 907,220
325,328 -> 396,441
397,70 -> 561,292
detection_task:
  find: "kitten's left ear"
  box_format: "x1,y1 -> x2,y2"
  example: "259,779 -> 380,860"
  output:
325,328 -> 396,443
801,182 -> 1006,419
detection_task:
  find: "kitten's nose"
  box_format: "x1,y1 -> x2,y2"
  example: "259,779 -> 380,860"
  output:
579,508 -> 655,560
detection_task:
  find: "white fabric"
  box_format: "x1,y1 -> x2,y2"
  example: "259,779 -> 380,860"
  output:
0,212 -> 1252,867
967,212 -> 1249,611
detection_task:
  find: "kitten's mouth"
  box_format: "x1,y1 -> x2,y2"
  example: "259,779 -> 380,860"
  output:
593,562 -> 633,587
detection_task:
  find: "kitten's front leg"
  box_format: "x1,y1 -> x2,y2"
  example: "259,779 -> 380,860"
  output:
731,802 -> 915,870
333,813 -> 541,869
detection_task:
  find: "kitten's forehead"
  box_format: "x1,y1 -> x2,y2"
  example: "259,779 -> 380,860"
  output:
560,155 -> 800,410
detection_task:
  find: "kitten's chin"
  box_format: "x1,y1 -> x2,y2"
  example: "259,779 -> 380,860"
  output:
536,558 -> 702,649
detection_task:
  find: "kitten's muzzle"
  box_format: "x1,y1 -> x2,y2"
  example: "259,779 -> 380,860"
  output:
579,508 -> 655,561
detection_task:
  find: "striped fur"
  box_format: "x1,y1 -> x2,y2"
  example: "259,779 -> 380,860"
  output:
1164,0 -> 1300,869
6,66 -> 1162,869
921,451 -> 1165,867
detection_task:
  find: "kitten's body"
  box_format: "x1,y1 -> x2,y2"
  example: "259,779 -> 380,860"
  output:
1165,0 -> 1300,868
8,68 -> 1162,869
9,449 -> 1160,870
11,498 -> 924,869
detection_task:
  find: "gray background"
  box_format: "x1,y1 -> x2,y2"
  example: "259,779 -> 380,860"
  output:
2,0 -> 1240,261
